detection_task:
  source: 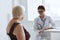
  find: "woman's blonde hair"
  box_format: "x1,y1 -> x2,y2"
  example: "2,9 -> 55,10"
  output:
12,5 -> 25,18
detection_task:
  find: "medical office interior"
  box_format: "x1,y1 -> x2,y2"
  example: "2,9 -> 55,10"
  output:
0,0 -> 60,40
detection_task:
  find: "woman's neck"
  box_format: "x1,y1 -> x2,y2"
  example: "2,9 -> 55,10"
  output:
12,18 -> 21,23
40,15 -> 45,18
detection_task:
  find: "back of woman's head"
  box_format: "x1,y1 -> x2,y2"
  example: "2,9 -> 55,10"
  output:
12,5 -> 25,18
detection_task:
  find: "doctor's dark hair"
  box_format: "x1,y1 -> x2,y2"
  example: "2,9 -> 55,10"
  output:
38,5 -> 45,11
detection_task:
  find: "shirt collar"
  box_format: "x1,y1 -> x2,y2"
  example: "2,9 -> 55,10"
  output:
39,15 -> 46,20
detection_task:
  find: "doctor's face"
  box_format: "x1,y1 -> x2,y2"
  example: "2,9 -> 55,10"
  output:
38,9 -> 45,16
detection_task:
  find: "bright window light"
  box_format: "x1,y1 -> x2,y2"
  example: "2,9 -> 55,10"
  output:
45,0 -> 60,20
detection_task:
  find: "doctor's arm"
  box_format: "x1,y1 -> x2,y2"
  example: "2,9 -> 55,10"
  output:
43,17 -> 55,30
34,19 -> 41,34
49,17 -> 55,28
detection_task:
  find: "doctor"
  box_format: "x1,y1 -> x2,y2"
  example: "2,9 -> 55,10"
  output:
34,5 -> 55,40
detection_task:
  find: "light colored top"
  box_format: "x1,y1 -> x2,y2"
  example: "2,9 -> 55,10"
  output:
34,15 -> 55,35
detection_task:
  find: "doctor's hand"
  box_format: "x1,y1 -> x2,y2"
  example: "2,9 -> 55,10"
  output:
39,29 -> 45,33
39,27 -> 54,33
44,27 -> 54,30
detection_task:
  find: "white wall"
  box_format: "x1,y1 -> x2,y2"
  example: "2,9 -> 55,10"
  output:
0,0 -> 12,40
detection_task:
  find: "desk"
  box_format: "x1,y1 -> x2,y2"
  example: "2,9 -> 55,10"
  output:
45,29 -> 60,40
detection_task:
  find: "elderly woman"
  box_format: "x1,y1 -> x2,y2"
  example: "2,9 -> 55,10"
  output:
6,5 -> 30,40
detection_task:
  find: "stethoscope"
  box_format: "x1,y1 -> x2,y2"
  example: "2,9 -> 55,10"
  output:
38,18 -> 46,29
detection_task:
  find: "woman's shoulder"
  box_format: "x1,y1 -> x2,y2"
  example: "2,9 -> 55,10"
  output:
14,23 -> 23,32
16,23 -> 23,28
13,23 -> 24,35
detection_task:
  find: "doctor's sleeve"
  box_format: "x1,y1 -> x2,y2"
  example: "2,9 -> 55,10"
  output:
49,17 -> 56,28
33,18 -> 40,34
